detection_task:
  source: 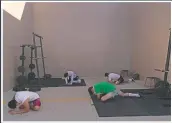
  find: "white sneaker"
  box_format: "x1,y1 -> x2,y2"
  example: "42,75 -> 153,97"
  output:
67,82 -> 72,85
129,93 -> 140,97
78,79 -> 81,83
135,94 -> 140,97
128,79 -> 132,82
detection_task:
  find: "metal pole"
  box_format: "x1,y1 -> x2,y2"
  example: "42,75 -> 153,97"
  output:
40,36 -> 46,76
164,28 -> 171,82
33,33 -> 40,80
21,46 -> 25,76
30,47 -> 34,72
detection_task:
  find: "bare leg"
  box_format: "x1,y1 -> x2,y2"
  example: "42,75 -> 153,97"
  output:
65,77 -> 72,85
19,105 -> 25,109
65,78 -> 68,84
118,91 -> 140,97
101,92 -> 114,102
30,102 -> 41,111
115,81 -> 120,85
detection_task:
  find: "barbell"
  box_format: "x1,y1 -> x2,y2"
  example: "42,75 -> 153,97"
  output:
28,72 -> 36,80
19,55 -> 26,60
16,75 -> 27,85
29,64 -> 35,69
18,66 -> 25,73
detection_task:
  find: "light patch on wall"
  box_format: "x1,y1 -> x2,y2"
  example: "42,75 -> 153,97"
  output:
2,2 -> 26,20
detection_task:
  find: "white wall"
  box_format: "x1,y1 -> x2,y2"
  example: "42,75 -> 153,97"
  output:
3,3 -> 34,91
130,3 -> 171,82
33,3 -> 133,77
3,2 -> 171,91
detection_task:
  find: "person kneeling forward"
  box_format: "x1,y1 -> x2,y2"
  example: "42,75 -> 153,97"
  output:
64,71 -> 81,85
8,91 -> 41,115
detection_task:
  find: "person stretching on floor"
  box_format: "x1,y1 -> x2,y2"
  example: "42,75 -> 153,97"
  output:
105,72 -> 124,85
64,71 -> 81,85
8,91 -> 41,115
88,81 -> 140,102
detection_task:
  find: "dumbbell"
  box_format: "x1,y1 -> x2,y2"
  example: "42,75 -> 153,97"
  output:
28,72 -> 36,81
13,85 -> 26,92
16,75 -> 27,85
29,87 -> 41,92
44,74 -> 52,79
18,66 -> 25,73
29,64 -> 35,69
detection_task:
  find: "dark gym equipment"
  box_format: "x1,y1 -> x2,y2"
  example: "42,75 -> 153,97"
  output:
28,72 -> 36,80
32,33 -> 41,80
152,29 -> 171,99
164,28 -> 171,82
154,81 -> 171,98
13,45 -> 27,92
89,89 -> 170,117
61,79 -> 86,87
154,80 -> 170,89
142,29 -> 171,99
32,32 -> 52,80
44,74 -> 52,79
20,45 -> 26,76
19,55 -> 26,60
29,87 -> 41,92
132,73 -> 140,80
120,70 -> 129,77
29,44 -> 35,72
29,64 -> 35,69
32,78 -> 86,87
13,44 -> 39,92
155,68 -> 169,73
17,66 -> 25,73
29,44 -> 35,74
28,44 -> 37,83
16,75 -> 27,85
13,33 -> 53,90
13,85 -> 26,92
144,77 -> 161,88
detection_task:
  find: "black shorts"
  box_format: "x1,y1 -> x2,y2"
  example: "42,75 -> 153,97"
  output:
117,76 -> 124,83
67,76 -> 79,82
73,76 -> 79,81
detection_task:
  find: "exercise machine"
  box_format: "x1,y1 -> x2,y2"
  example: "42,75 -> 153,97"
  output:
32,32 -> 52,80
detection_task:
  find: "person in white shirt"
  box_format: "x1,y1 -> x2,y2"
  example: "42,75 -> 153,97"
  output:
105,72 -> 124,85
64,71 -> 81,85
8,91 -> 41,115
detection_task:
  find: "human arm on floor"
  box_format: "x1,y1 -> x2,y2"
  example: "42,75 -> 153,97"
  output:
9,99 -> 30,115
115,81 -> 120,85
108,77 -> 114,83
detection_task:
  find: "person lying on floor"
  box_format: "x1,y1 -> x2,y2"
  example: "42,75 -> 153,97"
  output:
105,72 -> 124,85
64,70 -> 81,85
88,81 -> 140,102
8,91 -> 41,115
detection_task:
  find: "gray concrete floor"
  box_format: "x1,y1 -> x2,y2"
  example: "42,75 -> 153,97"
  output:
3,77 -> 171,121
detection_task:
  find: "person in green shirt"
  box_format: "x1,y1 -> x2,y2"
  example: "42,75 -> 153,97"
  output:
88,81 -> 140,102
